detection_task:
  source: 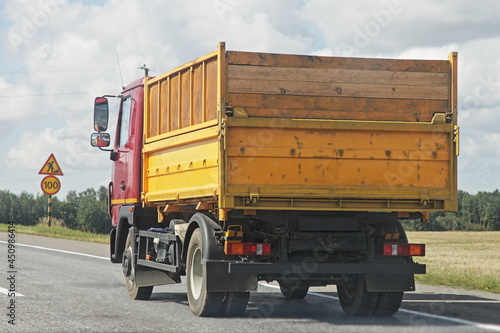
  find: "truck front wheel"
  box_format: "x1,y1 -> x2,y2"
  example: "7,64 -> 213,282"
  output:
123,232 -> 153,300
186,229 -> 225,316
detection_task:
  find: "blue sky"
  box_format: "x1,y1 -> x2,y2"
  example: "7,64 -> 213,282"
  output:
1,0 -> 500,198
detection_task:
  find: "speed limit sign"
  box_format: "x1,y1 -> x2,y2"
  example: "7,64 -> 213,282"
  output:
41,175 -> 61,195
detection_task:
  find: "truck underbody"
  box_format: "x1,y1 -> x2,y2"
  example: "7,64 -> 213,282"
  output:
112,207 -> 425,316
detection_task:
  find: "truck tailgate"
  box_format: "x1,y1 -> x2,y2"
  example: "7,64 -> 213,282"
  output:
223,50 -> 458,211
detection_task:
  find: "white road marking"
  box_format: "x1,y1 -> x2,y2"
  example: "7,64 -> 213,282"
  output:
401,299 -> 500,303
2,240 -> 499,332
0,287 -> 24,297
259,282 -> 500,332
0,240 -> 108,260
0,240 -> 108,297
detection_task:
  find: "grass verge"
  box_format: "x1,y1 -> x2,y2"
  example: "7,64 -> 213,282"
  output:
407,231 -> 500,294
0,223 -> 108,244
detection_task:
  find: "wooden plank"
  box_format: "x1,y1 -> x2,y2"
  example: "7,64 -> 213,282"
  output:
228,65 -> 449,87
228,93 -> 448,122
206,59 -> 218,120
228,78 -> 449,100
148,83 -> 159,137
170,75 -> 179,131
193,64 -> 203,125
239,107 -> 434,122
181,70 -> 191,128
227,51 -> 449,73
160,78 -> 170,134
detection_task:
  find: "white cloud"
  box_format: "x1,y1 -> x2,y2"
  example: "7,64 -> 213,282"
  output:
1,0 -> 500,195
0,77 -> 43,121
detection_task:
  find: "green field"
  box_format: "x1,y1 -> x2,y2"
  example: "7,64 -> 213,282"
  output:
407,231 -> 500,293
0,223 -> 108,243
1,224 -> 498,294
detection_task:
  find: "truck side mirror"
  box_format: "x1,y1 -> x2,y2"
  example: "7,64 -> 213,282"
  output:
90,132 -> 111,148
94,97 -> 109,132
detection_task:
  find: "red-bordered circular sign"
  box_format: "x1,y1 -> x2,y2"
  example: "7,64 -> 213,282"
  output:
41,175 -> 61,196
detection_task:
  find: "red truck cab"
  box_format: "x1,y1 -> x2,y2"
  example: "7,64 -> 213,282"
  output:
91,78 -> 157,264
109,79 -> 144,227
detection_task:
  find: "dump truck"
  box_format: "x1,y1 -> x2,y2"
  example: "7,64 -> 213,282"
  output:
91,42 -> 458,317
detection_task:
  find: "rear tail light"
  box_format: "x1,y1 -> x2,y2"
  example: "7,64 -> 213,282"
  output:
383,243 -> 425,256
225,242 -> 271,256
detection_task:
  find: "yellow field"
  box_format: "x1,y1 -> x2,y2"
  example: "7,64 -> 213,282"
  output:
406,231 -> 500,293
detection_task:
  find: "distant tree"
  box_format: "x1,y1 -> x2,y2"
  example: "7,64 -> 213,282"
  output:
75,188 -> 111,234
3,187 -> 500,232
460,191 -> 479,225
57,190 -> 79,229
0,190 -> 13,222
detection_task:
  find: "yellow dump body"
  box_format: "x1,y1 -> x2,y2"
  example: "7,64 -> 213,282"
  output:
142,43 -> 458,215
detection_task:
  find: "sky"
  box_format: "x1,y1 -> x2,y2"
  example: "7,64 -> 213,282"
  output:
1,0 -> 500,199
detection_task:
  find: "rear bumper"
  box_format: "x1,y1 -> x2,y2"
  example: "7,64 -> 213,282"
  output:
203,260 -> 426,275
203,260 -> 424,292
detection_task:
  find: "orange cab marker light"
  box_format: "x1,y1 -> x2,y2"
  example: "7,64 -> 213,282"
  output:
225,242 -> 271,256
383,243 -> 425,256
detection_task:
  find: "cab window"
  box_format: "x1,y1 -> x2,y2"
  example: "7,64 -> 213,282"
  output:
118,97 -> 132,148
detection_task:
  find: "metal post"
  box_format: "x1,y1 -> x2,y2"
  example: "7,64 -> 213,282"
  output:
48,195 -> 52,227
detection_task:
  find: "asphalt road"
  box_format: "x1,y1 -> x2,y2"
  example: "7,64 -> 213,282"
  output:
1,232 -> 500,333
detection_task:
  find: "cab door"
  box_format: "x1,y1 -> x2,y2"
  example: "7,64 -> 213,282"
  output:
110,91 -> 142,225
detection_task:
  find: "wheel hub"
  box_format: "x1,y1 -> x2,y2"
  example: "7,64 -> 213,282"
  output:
122,251 -> 132,278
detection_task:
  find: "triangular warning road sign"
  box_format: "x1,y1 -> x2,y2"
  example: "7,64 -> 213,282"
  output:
38,154 -> 63,176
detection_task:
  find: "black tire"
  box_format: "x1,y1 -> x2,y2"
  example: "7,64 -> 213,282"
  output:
220,292 -> 250,317
337,274 -> 378,316
186,229 -> 225,317
124,232 -> 153,300
278,281 -> 309,299
373,292 -> 404,316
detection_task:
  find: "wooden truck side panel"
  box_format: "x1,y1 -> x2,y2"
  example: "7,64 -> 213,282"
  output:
226,51 -> 450,122
142,49 -> 221,206
142,43 -> 458,213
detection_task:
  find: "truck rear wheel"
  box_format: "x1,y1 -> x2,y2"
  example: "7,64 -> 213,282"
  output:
186,229 -> 225,317
337,274 -> 378,315
278,281 -> 309,299
372,291 -> 404,316
220,292 -> 250,316
124,232 -> 153,300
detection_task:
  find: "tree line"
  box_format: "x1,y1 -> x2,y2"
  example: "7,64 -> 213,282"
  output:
1,188 -> 500,233
0,186 -> 110,234
406,190 -> 500,231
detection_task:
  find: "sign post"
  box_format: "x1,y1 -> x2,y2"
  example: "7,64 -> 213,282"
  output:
40,175 -> 61,227
38,154 -> 63,227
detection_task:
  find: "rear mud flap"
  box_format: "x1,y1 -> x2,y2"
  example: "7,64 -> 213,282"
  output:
205,262 -> 257,292
365,273 -> 415,292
